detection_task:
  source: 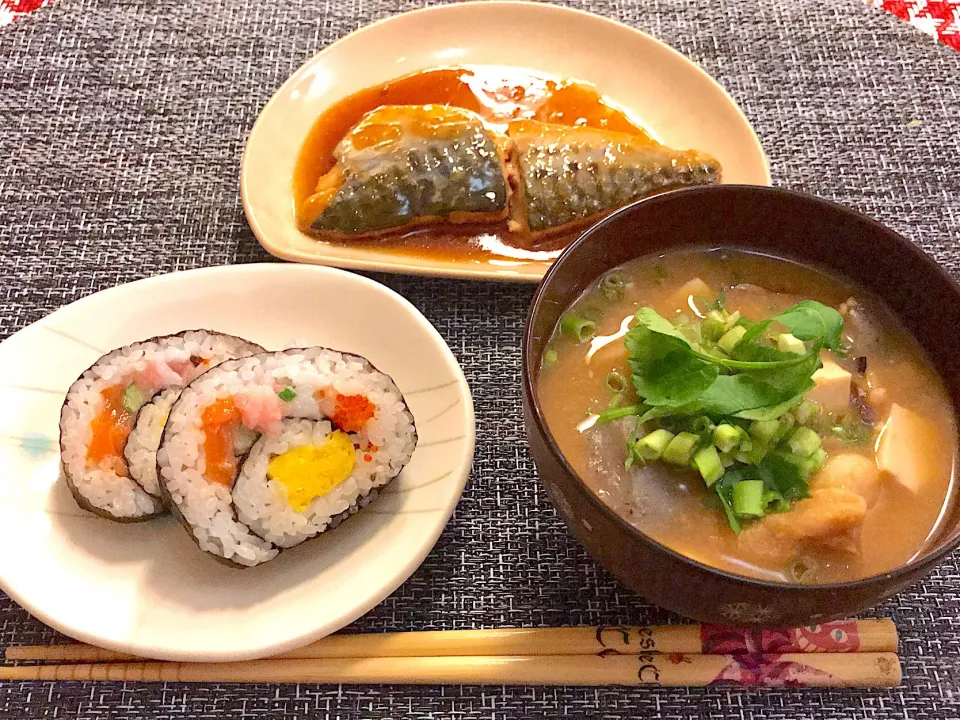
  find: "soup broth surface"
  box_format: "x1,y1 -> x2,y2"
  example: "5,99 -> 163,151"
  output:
538,249 -> 957,583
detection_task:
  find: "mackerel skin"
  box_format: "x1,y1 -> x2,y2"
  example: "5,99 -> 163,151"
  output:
510,120 -> 722,232
310,105 -> 509,235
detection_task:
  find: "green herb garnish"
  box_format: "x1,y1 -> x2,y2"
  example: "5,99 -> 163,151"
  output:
602,298 -> 844,531
278,387 -> 297,402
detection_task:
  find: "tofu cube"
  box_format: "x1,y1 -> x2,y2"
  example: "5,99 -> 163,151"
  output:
877,403 -> 935,493
807,358 -> 852,415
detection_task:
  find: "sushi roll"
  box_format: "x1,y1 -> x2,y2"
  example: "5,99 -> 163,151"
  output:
59,331 -> 264,522
156,347 -> 417,568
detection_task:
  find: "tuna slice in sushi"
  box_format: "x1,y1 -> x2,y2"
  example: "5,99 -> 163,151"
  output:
156,347 -> 418,568
59,330 -> 264,522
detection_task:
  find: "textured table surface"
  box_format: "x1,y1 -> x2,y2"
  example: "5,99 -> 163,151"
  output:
2,0 -> 960,717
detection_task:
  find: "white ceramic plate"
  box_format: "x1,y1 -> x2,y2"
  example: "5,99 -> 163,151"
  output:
241,1 -> 771,283
0,264 -> 474,661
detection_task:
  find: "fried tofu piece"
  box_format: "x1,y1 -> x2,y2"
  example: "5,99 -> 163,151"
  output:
739,488 -> 867,562
810,453 -> 881,508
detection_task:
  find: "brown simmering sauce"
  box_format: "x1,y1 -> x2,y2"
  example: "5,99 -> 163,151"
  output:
292,66 -> 653,262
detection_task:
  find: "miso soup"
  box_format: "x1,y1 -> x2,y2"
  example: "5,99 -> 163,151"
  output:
537,249 -> 957,584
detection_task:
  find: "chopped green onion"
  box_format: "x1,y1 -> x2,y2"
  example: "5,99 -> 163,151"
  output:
735,439 -> 770,466
716,487 -> 742,534
788,427 -> 822,457
560,314 -> 597,343
693,445 -> 724,486
773,413 -> 796,443
749,419 -> 781,445
700,315 -> 727,342
718,325 -> 747,354
690,415 -> 716,436
723,310 -> 742,331
795,399 -> 820,425
662,432 -> 700,465
278,387 -> 297,402
712,424 -> 741,454
122,383 -> 146,414
600,273 -> 626,302
733,480 -> 765,517
543,349 -> 558,366
781,449 -> 827,477
762,489 -> 791,514
605,370 -> 627,393
634,429 -> 675,461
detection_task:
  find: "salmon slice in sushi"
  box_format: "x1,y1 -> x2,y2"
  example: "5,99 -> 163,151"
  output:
156,348 -> 417,567
59,331 -> 263,522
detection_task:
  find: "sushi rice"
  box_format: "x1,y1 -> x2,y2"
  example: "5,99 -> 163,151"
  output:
157,347 -> 417,567
59,330 -> 263,521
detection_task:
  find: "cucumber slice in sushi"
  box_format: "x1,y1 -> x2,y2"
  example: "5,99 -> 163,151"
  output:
156,347 -> 418,568
59,330 -> 263,522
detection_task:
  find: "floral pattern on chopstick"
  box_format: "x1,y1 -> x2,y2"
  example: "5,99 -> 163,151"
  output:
710,652 -> 832,686
700,620 -> 860,654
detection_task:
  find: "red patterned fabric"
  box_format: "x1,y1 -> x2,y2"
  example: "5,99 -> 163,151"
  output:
1,0 -> 53,26
1,0 -> 958,49
869,0 -> 960,48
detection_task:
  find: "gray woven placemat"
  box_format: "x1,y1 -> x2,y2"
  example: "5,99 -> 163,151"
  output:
2,0 -> 960,716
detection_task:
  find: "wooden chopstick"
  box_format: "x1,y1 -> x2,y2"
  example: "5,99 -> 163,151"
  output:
4,619 -> 897,663
0,652 -> 901,687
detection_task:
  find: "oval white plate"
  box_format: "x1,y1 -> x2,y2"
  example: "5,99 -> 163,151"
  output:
0,264 -> 474,661
242,1 -> 771,283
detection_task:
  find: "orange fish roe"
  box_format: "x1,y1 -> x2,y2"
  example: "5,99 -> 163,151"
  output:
330,393 -> 376,433
363,453 -> 373,462
200,397 -> 241,486
369,443 -> 378,452
86,383 -> 134,475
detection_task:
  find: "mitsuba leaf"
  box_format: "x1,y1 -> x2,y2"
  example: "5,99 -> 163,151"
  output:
739,352 -> 821,395
634,353 -> 720,407
626,309 -> 720,407
756,453 -> 810,502
733,390 -> 809,420
735,318 -> 773,347
775,301 -> 844,350
694,375 -> 796,416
